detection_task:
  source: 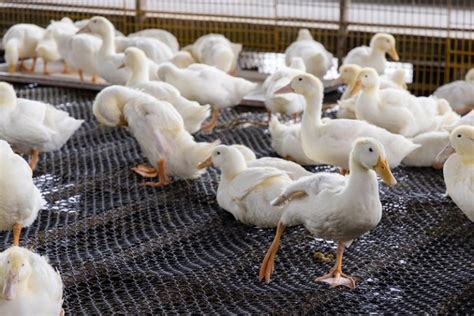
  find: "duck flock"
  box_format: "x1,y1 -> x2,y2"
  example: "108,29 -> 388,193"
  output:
0,16 -> 473,314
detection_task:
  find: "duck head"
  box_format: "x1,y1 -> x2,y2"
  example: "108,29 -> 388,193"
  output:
122,47 -> 146,70
1,247 -> 32,301
371,33 -> 399,61
92,86 -> 129,127
351,137 -> 397,186
333,64 -> 361,87
436,125 -> 474,165
297,28 -> 313,41
77,16 -> 114,37
276,73 -> 323,99
0,82 -> 17,108
350,67 -> 379,96
197,145 -> 247,179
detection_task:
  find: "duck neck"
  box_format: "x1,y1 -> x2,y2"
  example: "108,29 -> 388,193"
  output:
369,46 -> 385,59
127,59 -> 149,86
99,24 -> 116,56
345,158 -> 379,197
221,158 -> 247,182
302,92 -> 323,128
0,89 -> 17,108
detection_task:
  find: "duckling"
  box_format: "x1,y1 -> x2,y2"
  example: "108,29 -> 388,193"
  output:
0,140 -> 45,246
185,34 -> 242,73
268,116 -> 319,166
263,57 -> 306,122
35,18 -> 78,75
2,24 -> 46,73
284,29 -> 334,79
352,68 -> 458,137
344,33 -> 399,74
275,73 -> 418,171
93,86 -> 219,186
434,68 -> 474,115
197,145 -> 294,227
127,28 -> 179,53
157,62 -> 257,131
0,82 -> 84,170
435,126 -> 474,221
259,137 -> 397,287
0,246 -> 63,315
122,47 -> 210,134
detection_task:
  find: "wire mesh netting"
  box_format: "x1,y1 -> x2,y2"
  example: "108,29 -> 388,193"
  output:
2,84 -> 472,314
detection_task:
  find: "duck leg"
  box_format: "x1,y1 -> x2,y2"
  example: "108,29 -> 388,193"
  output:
339,168 -> 349,176
63,63 -> 70,74
91,73 -> 97,84
201,108 -> 219,132
8,64 -> 16,73
144,160 -> 171,187
19,59 -> 28,72
131,164 -> 158,178
12,223 -> 22,246
315,241 -> 356,289
267,111 -> 272,123
259,221 -> 285,283
78,69 -> 84,82
29,149 -> 40,171
28,57 -> 37,72
42,61 -> 49,75
292,112 -> 300,123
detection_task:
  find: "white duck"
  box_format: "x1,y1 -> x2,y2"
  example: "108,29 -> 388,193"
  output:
434,68 -> 474,115
259,137 -> 397,287
0,140 -> 45,246
128,28 -> 180,53
231,144 -> 313,180
276,73 -> 418,171
403,111 -> 474,168
352,68 -> 458,137
93,86 -> 219,186
78,16 -> 160,85
284,29 -> 334,79
185,34 -> 242,74
263,57 -> 306,122
0,82 -> 84,170
114,35 -> 174,64
35,17 -> 78,75
197,145 -> 296,228
344,33 -> 399,74
435,126 -> 474,221
122,47 -> 210,134
269,116 -> 319,166
53,27 -> 101,82
335,64 -> 406,119
0,246 -> 63,315
157,62 -> 257,131
2,24 -> 46,73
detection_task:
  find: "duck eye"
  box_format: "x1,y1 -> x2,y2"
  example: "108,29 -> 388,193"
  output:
364,75 -> 368,78
216,151 -> 220,155
21,263 -> 24,267
7,260 -> 10,265
457,134 -> 462,138
298,78 -> 302,81
369,147 -> 373,152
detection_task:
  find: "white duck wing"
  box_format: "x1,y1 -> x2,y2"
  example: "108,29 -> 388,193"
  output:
248,157 -> 312,180
229,167 -> 288,201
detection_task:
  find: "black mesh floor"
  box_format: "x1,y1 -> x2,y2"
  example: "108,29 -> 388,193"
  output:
3,84 -> 473,314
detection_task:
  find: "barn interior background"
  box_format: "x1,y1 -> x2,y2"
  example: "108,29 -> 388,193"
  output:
0,0 -> 472,94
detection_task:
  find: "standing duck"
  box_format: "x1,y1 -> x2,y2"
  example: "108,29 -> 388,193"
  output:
344,33 -> 399,74
93,86 -> 219,186
435,126 -> 474,221
263,57 -> 306,122
259,137 -> 397,287
122,47 -> 210,134
157,62 -> 257,131
434,68 -> 474,115
0,82 -> 84,170
284,29 -> 334,79
276,73 -> 418,171
2,24 -> 46,73
0,246 -> 63,315
0,140 -> 45,246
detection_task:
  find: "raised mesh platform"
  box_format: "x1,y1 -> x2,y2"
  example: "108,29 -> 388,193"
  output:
2,84 -> 472,314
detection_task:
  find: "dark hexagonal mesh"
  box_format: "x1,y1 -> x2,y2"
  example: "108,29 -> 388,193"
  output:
1,84 -> 472,314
